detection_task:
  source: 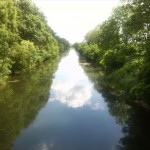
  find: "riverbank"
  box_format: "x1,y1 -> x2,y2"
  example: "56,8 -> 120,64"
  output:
0,0 -> 70,86
78,53 -> 150,110
73,0 -> 150,110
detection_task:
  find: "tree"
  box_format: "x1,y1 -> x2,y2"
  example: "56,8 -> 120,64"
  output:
75,0 -> 150,104
0,0 -> 69,85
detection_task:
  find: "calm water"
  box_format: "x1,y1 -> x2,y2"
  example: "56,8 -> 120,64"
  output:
0,49 -> 150,150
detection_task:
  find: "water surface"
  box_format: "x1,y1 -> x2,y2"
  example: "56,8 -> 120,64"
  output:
12,49 -> 122,150
1,49 -> 150,150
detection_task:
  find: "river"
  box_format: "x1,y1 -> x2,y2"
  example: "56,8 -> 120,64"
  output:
0,49 -> 150,150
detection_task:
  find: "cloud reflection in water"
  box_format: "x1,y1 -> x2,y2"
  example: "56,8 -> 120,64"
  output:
49,50 -> 106,110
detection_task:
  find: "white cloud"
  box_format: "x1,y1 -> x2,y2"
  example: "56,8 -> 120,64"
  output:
49,50 -> 93,108
38,143 -> 49,150
38,143 -> 54,150
50,82 -> 92,108
48,50 -> 106,111
91,102 -> 105,111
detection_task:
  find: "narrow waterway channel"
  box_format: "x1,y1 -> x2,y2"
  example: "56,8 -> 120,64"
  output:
12,49 -> 122,150
0,49 -> 150,150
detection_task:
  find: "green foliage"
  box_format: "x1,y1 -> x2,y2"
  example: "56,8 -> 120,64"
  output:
100,49 -> 124,73
52,33 -> 70,53
98,18 -> 120,50
0,27 -> 14,83
85,28 -> 99,45
75,0 -> 150,104
75,43 -> 102,64
0,0 -> 69,85
10,40 -> 40,73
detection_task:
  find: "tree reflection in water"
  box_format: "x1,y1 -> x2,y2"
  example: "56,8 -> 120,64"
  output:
0,60 -> 59,150
81,62 -> 150,150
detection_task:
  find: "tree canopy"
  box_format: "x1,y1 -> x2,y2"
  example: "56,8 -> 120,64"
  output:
0,0 -> 70,85
74,0 -> 150,105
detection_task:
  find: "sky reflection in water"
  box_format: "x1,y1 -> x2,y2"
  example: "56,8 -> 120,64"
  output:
12,49 -> 122,150
49,49 -> 106,110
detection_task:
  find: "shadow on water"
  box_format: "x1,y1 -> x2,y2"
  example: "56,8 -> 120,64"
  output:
0,59 -> 59,150
81,62 -> 150,150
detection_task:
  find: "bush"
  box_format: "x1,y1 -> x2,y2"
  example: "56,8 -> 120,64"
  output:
11,40 -> 40,73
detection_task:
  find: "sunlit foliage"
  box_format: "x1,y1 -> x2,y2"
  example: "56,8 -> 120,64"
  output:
75,0 -> 150,104
0,0 -> 69,85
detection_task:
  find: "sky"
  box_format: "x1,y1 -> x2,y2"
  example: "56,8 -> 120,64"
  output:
33,0 -> 120,44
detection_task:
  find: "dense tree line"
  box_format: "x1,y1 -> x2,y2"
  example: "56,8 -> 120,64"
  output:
0,0 -> 70,85
74,0 -> 150,105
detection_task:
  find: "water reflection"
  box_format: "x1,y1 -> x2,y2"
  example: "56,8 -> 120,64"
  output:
82,60 -> 150,150
1,49 -> 149,150
49,50 -> 106,110
0,50 -> 150,150
11,49 -> 122,150
0,60 -> 58,150
117,106 -> 150,150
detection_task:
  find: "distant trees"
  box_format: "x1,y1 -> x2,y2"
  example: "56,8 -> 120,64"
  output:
0,0 -> 70,85
75,0 -> 150,104
52,33 -> 70,53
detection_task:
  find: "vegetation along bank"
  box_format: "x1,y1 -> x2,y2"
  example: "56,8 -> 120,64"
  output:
0,0 -> 70,86
74,0 -> 150,106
